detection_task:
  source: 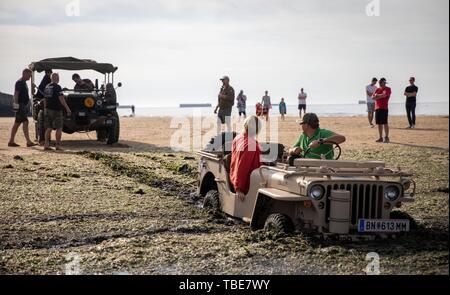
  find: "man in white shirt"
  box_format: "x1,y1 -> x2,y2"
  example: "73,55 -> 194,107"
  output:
366,78 -> 378,128
298,88 -> 307,118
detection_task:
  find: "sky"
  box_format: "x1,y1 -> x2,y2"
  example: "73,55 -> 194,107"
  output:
0,0 -> 448,107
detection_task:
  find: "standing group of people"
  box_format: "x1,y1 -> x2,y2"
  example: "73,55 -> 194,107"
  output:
7,68 -> 93,150
365,76 -> 419,143
214,75 -> 309,133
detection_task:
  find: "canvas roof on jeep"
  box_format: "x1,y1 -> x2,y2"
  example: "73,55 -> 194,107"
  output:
29,57 -> 118,74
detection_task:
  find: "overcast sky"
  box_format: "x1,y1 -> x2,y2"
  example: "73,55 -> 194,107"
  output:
0,0 -> 448,107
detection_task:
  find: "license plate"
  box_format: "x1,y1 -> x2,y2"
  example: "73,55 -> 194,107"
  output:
358,219 -> 410,233
78,112 -> 86,116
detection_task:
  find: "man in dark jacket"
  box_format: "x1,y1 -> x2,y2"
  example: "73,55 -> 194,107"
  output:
72,73 -> 94,91
404,77 -> 419,129
34,69 -> 52,99
214,75 -> 235,134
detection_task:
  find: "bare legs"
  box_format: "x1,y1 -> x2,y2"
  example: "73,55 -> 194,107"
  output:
44,128 -> 63,150
368,111 -> 374,126
377,124 -> 389,142
8,121 -> 34,145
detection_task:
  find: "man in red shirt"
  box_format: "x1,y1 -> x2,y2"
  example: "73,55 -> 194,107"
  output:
230,115 -> 262,201
372,78 -> 391,143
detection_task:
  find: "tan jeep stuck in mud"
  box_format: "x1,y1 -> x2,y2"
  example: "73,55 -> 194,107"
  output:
197,132 -> 416,239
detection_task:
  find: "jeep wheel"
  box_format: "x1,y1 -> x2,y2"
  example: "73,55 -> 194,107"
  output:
264,213 -> 294,234
36,110 -> 45,144
107,111 -> 120,145
390,211 -> 417,230
96,129 -> 108,142
203,190 -> 220,213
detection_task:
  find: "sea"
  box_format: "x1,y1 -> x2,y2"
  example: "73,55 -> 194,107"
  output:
117,102 -> 449,118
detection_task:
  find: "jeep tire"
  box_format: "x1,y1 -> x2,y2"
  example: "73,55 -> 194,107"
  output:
106,111 -> 120,145
203,190 -> 220,213
264,213 -> 294,234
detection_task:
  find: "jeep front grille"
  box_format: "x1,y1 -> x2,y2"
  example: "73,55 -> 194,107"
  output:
325,183 -> 384,225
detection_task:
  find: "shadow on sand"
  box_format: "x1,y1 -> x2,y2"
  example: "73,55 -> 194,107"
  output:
389,141 -> 449,151
392,127 -> 449,132
38,140 -> 174,154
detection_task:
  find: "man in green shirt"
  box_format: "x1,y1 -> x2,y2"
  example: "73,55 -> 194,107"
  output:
288,113 -> 346,160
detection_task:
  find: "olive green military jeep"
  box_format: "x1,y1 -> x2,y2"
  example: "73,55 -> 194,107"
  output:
29,57 -> 122,145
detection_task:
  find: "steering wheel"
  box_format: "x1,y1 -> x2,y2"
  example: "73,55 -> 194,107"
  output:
287,141 -> 341,165
303,141 -> 341,160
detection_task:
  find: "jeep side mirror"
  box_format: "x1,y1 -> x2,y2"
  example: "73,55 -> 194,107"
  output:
117,82 -> 122,88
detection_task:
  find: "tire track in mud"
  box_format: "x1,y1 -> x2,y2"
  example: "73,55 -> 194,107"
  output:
79,151 -> 199,202
1,225 -> 230,250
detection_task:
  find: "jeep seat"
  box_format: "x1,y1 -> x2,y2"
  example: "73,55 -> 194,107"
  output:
223,154 -> 236,193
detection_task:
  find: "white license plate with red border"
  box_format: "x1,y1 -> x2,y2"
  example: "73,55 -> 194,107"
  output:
358,219 -> 410,232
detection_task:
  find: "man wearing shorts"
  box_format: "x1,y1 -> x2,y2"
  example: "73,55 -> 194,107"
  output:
8,69 -> 37,148
298,88 -> 307,118
43,73 -> 71,151
366,78 -> 378,127
372,78 -> 391,143
214,76 -> 235,134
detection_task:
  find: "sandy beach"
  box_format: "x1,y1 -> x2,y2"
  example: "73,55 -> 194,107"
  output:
0,115 -> 448,274
0,115 -> 448,154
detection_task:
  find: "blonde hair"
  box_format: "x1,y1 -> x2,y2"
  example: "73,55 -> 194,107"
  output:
243,115 -> 261,137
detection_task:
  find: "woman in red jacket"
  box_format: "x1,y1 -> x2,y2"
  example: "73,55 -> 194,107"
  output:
230,115 -> 262,201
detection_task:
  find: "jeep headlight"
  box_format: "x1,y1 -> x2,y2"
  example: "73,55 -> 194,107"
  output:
309,185 -> 325,200
84,97 -> 95,108
384,185 -> 400,201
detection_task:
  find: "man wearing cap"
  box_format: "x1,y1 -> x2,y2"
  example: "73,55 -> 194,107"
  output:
404,77 -> 418,129
372,78 -> 392,143
214,76 -> 235,134
288,113 -> 346,160
366,78 -> 378,128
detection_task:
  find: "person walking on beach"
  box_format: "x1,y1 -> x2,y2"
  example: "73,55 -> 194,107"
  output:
404,77 -> 418,129
366,78 -> 378,128
214,76 -> 235,134
261,91 -> 271,121
7,69 -> 37,148
372,78 -> 391,143
236,90 -> 247,120
279,98 -> 287,121
298,88 -> 307,118
43,73 -> 72,151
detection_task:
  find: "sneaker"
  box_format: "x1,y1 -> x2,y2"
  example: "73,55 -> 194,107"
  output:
369,124 -> 375,128
27,142 -> 37,147
406,126 -> 412,129
411,125 -> 416,129
375,138 -> 383,143
7,142 -> 20,147
384,137 -> 390,143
